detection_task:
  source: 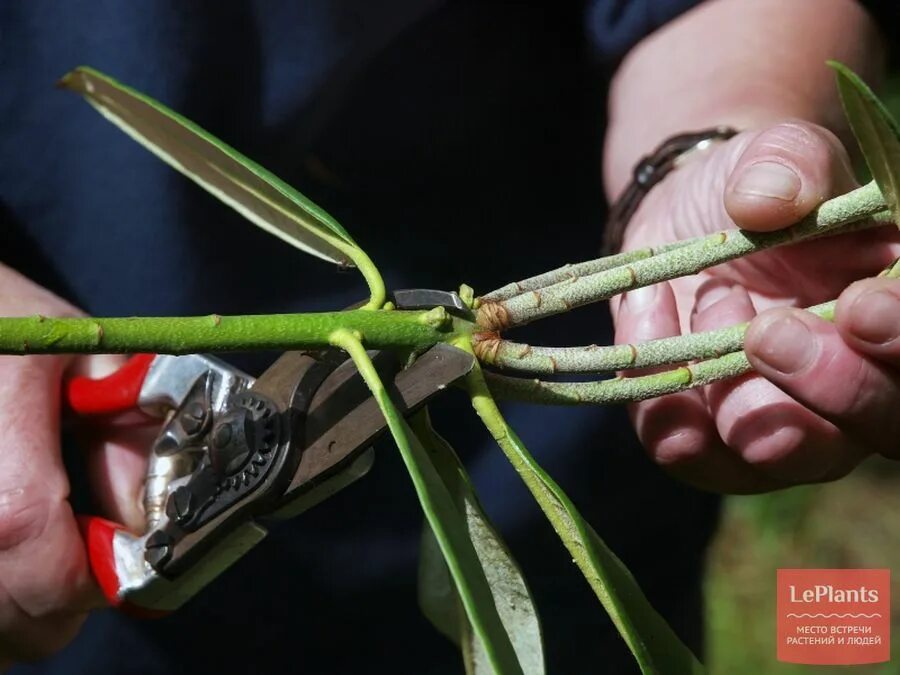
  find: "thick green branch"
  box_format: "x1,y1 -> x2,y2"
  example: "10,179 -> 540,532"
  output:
476,182 -> 887,330
0,309 -> 466,354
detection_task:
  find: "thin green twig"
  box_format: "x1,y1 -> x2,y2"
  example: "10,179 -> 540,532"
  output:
475,301 -> 835,374
476,182 -> 887,330
484,258 -> 900,404
479,240 -> 695,304
484,352 -> 752,405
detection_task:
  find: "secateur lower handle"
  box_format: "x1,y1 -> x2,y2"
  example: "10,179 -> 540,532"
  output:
66,353 -> 254,613
62,354 -> 160,611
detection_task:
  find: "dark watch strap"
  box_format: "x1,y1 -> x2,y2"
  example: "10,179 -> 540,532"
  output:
603,126 -> 738,254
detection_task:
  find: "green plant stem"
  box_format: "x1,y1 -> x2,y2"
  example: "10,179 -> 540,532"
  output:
476,301 -> 835,374
479,242 -> 692,304
485,257 -> 900,404
475,183 -> 887,331
484,352 -> 753,405
0,309 -> 464,355
463,348 -> 704,673
481,213 -> 885,307
338,238 -> 387,310
330,329 -> 523,675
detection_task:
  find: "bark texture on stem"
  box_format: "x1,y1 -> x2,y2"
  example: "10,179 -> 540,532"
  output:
476,182 -> 886,331
475,302 -> 835,374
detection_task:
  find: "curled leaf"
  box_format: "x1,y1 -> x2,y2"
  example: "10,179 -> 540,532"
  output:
60,66 -> 359,266
830,61 -> 900,227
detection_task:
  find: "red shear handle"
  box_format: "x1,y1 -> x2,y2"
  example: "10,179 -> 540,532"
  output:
77,516 -> 126,606
66,353 -> 156,415
77,516 -> 168,618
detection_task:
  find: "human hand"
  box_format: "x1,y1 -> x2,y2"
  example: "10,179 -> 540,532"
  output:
612,120 -> 900,493
0,263 -> 150,666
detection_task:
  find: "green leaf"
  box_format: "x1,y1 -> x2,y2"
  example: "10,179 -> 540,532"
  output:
59,66 -> 359,266
412,410 -> 545,675
466,361 -> 704,674
830,61 -> 900,227
330,331 -> 524,675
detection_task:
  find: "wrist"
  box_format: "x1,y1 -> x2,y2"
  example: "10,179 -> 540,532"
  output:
602,0 -> 885,201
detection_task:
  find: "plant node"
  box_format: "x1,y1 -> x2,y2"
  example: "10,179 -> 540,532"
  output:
474,300 -> 510,332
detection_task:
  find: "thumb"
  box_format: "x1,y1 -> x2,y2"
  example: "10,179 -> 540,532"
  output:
723,120 -> 857,232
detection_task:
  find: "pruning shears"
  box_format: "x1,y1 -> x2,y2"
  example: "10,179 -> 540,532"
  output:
68,290 -> 474,615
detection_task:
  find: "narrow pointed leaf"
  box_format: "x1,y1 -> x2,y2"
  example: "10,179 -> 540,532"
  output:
60,66 -> 358,265
330,331 -> 524,674
830,61 -> 900,226
466,361 -> 704,674
413,411 -> 545,675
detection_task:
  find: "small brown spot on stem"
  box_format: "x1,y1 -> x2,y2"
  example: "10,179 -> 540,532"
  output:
548,356 -> 558,373
532,290 -> 543,308
517,344 -> 532,358
211,314 -> 222,327
95,324 -> 105,345
626,266 -> 637,285
627,344 -> 637,365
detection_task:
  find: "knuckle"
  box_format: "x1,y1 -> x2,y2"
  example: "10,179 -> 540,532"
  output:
647,427 -> 709,468
0,491 -> 90,619
756,122 -> 817,154
737,426 -> 820,480
748,121 -> 837,173
825,361 -> 900,454
0,489 -> 53,554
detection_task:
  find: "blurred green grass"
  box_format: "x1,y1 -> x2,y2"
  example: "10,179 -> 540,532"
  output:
705,458 -> 900,674
704,72 -> 900,674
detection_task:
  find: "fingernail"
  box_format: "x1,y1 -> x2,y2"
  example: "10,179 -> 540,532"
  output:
848,289 -> 900,344
733,161 -> 801,201
695,284 -> 734,314
625,284 -> 657,312
752,314 -> 814,374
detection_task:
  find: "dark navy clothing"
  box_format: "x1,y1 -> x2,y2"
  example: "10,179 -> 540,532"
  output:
2,2 -> 722,673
